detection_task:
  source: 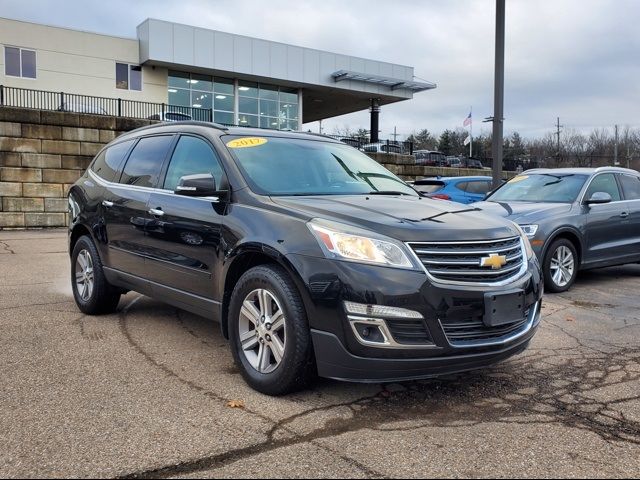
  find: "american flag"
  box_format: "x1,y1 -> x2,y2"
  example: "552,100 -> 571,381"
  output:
463,112 -> 472,127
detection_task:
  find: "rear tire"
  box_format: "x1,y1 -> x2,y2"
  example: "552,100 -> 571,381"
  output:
71,235 -> 121,315
229,264 -> 315,396
543,239 -> 578,293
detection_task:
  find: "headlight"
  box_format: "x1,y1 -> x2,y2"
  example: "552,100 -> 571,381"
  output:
519,224 -> 539,237
513,223 -> 535,259
308,219 -> 416,269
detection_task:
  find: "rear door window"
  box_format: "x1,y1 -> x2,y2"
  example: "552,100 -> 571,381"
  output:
91,139 -> 135,182
585,173 -> 622,202
119,135 -> 174,188
618,174 -> 640,200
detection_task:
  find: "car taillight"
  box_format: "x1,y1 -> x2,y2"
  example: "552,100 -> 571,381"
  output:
430,194 -> 451,200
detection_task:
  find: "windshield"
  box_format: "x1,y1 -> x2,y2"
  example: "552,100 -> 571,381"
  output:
225,136 -> 417,196
488,173 -> 589,203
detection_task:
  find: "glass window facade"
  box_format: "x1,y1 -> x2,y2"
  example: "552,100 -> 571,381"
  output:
238,81 -> 299,131
167,71 -> 300,130
168,71 -> 236,124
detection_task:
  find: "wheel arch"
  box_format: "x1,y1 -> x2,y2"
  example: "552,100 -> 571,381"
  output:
220,244 -> 311,339
69,223 -> 93,256
543,227 -> 583,266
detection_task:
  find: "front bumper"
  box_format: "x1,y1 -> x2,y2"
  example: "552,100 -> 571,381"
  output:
312,302 -> 540,382
286,253 -> 543,382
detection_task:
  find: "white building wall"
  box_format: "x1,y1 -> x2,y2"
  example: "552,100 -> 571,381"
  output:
0,17 -> 168,103
137,19 -> 415,100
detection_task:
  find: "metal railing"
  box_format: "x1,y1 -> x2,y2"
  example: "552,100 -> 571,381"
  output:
0,85 -> 414,153
322,134 -> 414,155
0,85 -> 213,122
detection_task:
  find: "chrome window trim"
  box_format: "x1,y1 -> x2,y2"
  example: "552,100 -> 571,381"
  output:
440,300 -> 541,348
88,169 -> 222,203
405,236 -> 529,287
347,315 -> 439,350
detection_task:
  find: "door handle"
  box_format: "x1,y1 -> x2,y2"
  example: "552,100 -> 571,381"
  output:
148,208 -> 165,217
620,212 -> 630,218
102,200 -> 114,208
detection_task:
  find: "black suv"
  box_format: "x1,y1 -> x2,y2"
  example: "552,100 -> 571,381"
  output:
68,122 -> 543,395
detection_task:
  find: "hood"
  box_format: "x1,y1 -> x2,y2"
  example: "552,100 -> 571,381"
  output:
473,201 -> 572,223
270,195 -> 519,242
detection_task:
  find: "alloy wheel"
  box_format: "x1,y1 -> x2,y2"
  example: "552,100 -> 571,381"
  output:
238,289 -> 286,374
550,245 -> 575,288
75,249 -> 95,301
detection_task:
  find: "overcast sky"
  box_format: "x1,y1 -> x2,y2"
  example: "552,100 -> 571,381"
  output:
1,0 -> 638,140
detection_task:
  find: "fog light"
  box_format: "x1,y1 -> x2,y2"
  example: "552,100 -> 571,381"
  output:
344,301 -> 423,319
353,322 -> 386,344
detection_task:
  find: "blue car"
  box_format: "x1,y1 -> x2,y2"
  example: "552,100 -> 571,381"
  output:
411,176 -> 495,204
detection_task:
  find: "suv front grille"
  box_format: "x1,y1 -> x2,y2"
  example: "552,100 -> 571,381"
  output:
441,308 -> 531,346
408,236 -> 525,284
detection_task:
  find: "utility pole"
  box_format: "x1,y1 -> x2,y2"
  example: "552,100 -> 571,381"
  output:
556,117 -> 562,163
392,126 -> 399,142
491,0 -> 505,189
614,124 -> 619,166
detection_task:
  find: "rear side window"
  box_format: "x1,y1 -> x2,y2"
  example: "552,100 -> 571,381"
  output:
455,182 -> 468,192
466,181 -> 492,194
119,135 -> 174,188
163,136 -> 224,191
618,174 -> 640,200
91,140 -> 135,182
585,173 -> 621,202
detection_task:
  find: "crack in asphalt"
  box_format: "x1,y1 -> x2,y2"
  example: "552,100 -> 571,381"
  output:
0,240 -> 15,254
115,298 -> 640,479
0,300 -> 72,312
117,296 -> 386,479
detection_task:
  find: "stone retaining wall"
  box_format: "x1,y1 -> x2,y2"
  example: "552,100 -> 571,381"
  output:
0,107 -> 155,228
364,152 -> 516,181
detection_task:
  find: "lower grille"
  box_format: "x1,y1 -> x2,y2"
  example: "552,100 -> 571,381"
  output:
386,319 -> 432,345
441,308 -> 531,346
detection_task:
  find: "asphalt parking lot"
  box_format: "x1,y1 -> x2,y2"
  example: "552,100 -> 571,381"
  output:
0,229 -> 639,478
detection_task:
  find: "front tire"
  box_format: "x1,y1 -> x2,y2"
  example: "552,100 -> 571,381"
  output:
71,235 -> 121,315
543,239 -> 578,293
229,265 -> 315,396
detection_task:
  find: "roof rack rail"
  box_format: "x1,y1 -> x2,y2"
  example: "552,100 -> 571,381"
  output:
124,120 -> 230,136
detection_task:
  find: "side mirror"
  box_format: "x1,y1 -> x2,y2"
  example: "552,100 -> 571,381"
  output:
175,174 -> 218,197
585,191 -> 612,205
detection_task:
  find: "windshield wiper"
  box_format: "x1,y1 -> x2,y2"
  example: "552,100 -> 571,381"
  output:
367,191 -> 412,196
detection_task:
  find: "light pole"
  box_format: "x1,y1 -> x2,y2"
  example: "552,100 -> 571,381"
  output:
491,0 -> 505,189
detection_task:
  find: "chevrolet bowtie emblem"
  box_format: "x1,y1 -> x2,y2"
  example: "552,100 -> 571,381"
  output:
480,253 -> 507,270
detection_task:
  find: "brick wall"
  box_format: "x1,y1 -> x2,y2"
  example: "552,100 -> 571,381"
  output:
365,152 -> 517,181
0,107 -> 155,229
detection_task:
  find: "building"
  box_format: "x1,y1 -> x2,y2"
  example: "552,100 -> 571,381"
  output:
0,17 -> 435,136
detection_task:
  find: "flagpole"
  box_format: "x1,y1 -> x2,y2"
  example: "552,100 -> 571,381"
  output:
469,106 -> 473,158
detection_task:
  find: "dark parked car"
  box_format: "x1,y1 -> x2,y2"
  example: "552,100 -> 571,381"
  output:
68,122 -> 543,395
474,167 -> 640,292
414,150 -> 446,166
